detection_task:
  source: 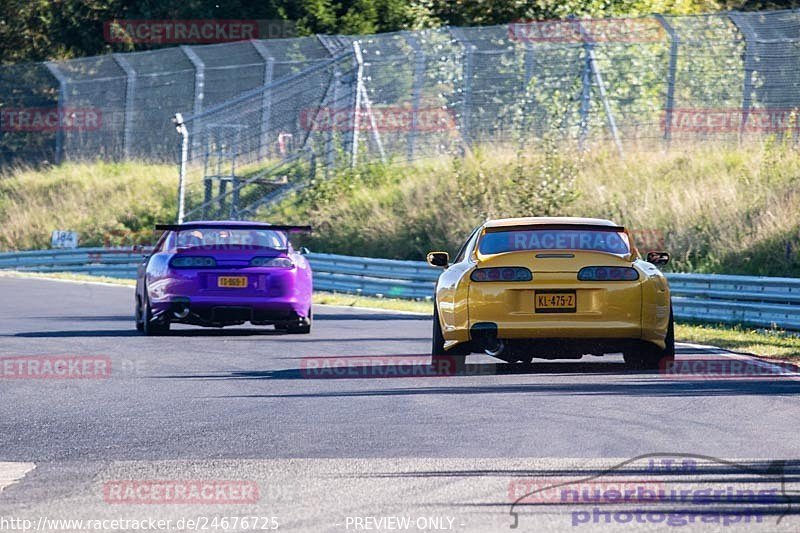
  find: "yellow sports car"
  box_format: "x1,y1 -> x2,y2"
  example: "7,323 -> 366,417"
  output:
426,217 -> 673,369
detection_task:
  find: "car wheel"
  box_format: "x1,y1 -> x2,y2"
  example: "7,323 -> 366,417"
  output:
285,309 -> 312,334
624,307 -> 675,370
431,304 -> 465,374
142,295 -> 170,336
135,295 -> 144,332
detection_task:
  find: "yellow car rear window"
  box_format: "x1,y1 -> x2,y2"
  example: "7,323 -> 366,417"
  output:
479,229 -> 630,255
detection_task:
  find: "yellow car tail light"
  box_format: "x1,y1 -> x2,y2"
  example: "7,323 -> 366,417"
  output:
577,266 -> 639,281
470,267 -> 532,282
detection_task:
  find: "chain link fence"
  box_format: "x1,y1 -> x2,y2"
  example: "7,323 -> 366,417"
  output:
2,10 -> 800,179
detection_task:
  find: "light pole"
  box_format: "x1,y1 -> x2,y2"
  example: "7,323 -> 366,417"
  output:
174,113 -> 189,224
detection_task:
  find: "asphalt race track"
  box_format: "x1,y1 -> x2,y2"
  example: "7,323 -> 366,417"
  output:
1,276 -> 799,532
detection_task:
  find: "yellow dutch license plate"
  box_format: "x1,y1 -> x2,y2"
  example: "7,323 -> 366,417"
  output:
535,291 -> 576,313
217,276 -> 248,288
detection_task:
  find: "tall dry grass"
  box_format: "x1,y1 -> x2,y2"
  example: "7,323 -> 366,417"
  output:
269,139 -> 800,276
1,142 -> 798,276
0,161 -> 176,250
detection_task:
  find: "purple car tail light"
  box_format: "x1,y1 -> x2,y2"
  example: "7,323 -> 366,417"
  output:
250,256 -> 294,268
170,256 -> 216,268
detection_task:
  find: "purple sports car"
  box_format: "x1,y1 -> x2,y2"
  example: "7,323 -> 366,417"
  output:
135,221 -> 312,335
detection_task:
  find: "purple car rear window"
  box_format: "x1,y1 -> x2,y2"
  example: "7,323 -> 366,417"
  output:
478,229 -> 630,255
170,228 -> 287,250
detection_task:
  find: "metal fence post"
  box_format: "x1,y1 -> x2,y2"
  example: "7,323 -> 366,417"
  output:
251,40 -> 274,159
43,62 -> 67,164
728,12 -> 756,142
404,32 -> 426,161
575,19 -> 622,157
350,41 -> 364,168
181,46 -> 205,117
112,54 -> 136,159
578,43 -> 592,151
448,27 -> 474,151
654,14 -> 679,147
517,39 -> 537,145
316,35 -> 343,174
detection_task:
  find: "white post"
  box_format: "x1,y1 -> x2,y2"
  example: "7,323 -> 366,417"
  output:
360,83 -> 386,161
174,113 -> 189,224
350,41 -> 364,168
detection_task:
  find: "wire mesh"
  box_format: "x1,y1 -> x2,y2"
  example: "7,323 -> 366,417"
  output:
2,10 -> 800,171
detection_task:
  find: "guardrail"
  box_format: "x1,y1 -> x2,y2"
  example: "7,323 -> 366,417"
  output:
0,248 -> 797,330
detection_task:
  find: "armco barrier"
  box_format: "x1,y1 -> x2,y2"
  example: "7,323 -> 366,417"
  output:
0,248 -> 798,330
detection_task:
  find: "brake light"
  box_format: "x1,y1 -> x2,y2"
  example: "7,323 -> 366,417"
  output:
170,256 -> 216,268
578,266 -> 639,281
250,257 -> 294,268
470,267 -> 532,282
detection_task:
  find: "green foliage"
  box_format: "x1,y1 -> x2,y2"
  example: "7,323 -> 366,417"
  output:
508,137 -> 580,217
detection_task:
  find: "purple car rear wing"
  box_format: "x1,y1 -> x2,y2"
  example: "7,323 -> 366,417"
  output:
155,223 -> 312,233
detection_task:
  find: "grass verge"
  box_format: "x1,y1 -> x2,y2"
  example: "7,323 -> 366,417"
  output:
0,270 -> 136,286
676,323 -> 800,361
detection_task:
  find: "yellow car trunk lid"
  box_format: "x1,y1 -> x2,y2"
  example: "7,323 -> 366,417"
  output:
476,250 -> 634,273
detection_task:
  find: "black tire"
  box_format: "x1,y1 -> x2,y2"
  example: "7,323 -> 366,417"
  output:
135,295 -> 144,332
431,304 -> 465,374
432,304 -> 446,356
285,309 -> 312,334
624,307 -> 675,370
142,295 -> 170,336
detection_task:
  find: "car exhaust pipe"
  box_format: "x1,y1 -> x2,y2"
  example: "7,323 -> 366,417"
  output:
484,338 -> 504,357
173,307 -> 190,319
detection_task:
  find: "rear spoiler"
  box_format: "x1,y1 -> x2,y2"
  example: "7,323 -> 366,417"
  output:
155,223 -> 312,233
484,224 -> 626,233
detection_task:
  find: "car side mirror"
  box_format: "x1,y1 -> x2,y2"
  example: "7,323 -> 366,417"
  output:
427,251 -> 449,268
298,247 -> 310,255
646,251 -> 670,266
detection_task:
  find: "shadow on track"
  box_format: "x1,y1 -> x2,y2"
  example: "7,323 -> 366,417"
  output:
312,312 -> 431,321
9,310 -> 430,337
152,355 -> 800,398
11,328 -> 285,338
21,315 -> 135,322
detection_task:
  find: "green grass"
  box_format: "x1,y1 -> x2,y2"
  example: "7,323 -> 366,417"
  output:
676,323 -> 800,361
0,270 -> 137,286
314,292 -> 432,314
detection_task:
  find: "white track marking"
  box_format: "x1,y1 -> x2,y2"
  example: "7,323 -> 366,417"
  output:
0,462 -> 35,494
680,341 -> 800,381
